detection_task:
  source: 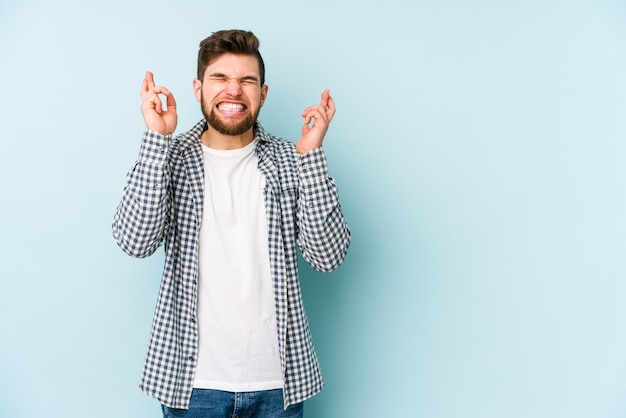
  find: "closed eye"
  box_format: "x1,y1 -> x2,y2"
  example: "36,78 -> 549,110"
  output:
209,74 -> 228,82
208,73 -> 259,85
240,76 -> 259,85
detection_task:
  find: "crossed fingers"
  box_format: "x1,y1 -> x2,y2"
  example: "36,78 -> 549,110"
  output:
141,71 -> 176,114
139,71 -> 178,135
301,89 -> 335,131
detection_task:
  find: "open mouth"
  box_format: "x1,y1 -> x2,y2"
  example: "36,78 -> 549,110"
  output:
217,102 -> 247,114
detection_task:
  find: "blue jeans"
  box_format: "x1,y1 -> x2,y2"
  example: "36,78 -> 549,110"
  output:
161,388 -> 303,418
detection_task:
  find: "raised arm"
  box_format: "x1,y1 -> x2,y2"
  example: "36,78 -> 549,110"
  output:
296,90 -> 350,271
112,72 -> 175,257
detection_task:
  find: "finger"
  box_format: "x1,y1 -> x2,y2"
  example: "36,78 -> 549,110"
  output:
326,95 -> 336,121
303,111 -> 314,126
140,76 -> 154,99
301,104 -> 327,119
151,86 -> 171,96
145,86 -> 173,106
327,94 -> 335,111
300,90 -> 330,117
146,71 -> 155,89
302,110 -> 329,130
320,89 -> 330,108
306,106 -> 330,122
164,90 -> 177,111
142,88 -> 169,113
301,100 -> 333,119
154,95 -> 163,114
141,96 -> 163,116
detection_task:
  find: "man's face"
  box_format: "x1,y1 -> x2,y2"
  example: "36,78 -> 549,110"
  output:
194,53 -> 268,136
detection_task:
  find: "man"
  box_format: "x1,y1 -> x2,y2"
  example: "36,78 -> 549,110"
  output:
112,29 -> 350,417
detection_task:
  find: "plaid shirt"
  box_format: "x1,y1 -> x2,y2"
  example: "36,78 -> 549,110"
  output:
112,120 -> 350,409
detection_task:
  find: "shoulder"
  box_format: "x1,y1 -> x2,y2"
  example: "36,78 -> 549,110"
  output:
171,119 -> 206,155
255,122 -> 297,160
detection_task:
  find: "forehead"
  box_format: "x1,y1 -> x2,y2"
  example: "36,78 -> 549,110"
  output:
205,53 -> 261,79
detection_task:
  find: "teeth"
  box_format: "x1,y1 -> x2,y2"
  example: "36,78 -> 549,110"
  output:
218,103 -> 245,112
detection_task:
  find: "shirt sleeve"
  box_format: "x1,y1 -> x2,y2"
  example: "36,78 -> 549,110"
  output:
112,130 -> 171,258
296,147 -> 351,272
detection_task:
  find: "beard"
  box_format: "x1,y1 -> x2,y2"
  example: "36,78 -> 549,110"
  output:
201,92 -> 259,136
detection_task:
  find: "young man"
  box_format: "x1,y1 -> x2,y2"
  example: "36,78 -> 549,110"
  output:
112,30 -> 350,417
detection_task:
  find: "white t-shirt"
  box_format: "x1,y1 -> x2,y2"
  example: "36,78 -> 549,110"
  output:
193,139 -> 283,392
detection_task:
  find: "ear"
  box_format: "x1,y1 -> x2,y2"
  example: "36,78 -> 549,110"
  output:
193,79 -> 202,103
260,84 -> 268,107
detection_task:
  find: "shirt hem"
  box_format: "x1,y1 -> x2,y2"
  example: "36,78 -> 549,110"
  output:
192,379 -> 284,393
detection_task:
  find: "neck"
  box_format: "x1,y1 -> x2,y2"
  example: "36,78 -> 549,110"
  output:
201,127 -> 255,150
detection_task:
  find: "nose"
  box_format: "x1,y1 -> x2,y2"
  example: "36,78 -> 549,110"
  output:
225,78 -> 242,96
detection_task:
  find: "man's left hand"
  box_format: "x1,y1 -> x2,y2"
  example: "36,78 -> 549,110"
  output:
296,89 -> 336,154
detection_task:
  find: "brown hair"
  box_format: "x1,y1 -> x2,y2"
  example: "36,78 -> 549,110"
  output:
197,30 -> 265,85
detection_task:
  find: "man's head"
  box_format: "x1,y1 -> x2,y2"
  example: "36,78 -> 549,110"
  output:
193,30 -> 268,139
197,30 -> 265,86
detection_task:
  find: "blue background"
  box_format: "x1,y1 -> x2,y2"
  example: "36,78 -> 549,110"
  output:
1,1 -> 625,417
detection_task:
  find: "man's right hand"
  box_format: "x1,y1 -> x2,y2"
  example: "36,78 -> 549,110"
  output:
140,71 -> 178,135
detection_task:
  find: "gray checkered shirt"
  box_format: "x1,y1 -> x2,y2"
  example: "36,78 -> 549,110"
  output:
112,120 -> 350,409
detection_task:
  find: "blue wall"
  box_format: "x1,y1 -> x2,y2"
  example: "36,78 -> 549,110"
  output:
1,1 -> 625,417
